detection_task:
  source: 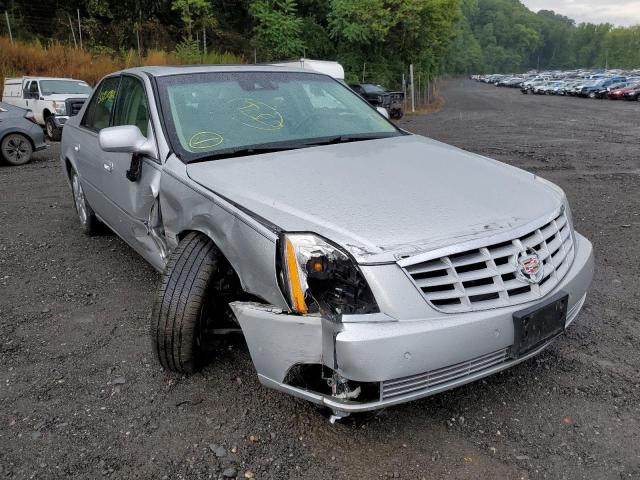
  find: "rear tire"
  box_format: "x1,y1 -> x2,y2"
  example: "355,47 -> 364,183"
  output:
71,169 -> 100,235
151,232 -> 220,374
45,116 -> 62,141
1,133 -> 33,166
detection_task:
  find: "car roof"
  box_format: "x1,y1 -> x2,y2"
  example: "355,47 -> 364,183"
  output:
116,64 -> 323,78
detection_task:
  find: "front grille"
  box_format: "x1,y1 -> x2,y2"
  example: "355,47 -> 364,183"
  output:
65,98 -> 86,117
382,348 -> 509,400
404,210 -> 575,313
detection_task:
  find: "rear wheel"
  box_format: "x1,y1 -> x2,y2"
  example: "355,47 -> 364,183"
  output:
151,232 -> 221,374
45,116 -> 62,141
1,133 -> 33,166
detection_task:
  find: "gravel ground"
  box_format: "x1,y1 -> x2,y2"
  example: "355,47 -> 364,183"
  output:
1,79 -> 639,479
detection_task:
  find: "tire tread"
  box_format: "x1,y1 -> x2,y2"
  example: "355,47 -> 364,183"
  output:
151,232 -> 219,373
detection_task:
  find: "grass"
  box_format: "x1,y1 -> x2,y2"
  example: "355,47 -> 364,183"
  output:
0,37 -> 244,91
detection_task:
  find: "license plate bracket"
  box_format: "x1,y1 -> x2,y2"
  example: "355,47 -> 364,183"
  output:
510,292 -> 568,359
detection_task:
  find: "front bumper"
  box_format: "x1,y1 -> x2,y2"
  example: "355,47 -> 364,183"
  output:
233,233 -> 593,412
52,116 -> 69,128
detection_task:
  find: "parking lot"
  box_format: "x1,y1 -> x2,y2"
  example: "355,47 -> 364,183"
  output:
1,78 -> 639,479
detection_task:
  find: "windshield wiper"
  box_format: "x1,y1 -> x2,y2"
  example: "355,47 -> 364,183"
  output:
301,133 -> 399,147
188,144 -> 305,163
187,133 -> 400,163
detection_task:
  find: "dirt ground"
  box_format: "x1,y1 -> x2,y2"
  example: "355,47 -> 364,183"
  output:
1,79 -> 639,480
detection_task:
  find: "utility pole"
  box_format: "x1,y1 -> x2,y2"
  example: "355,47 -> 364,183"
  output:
362,62 -> 366,83
254,48 -> 257,64
4,11 -> 12,43
203,25 -> 207,55
77,9 -> 82,49
68,15 -> 77,48
402,73 -> 406,112
409,64 -> 415,113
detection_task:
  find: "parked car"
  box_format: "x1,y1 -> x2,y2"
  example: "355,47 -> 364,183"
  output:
2,76 -> 92,140
0,101 -> 47,165
594,81 -> 628,99
521,79 -> 545,94
349,83 -> 404,119
61,66 -> 593,418
607,82 -> 640,100
578,77 -> 626,98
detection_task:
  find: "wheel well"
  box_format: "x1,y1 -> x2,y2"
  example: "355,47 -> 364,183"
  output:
176,230 -> 263,306
43,109 -> 52,119
64,157 -> 74,180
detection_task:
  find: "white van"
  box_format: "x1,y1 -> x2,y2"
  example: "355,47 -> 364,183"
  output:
2,77 -> 92,140
271,59 -> 346,82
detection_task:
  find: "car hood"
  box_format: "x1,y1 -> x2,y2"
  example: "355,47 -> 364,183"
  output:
43,93 -> 89,101
186,135 -> 563,264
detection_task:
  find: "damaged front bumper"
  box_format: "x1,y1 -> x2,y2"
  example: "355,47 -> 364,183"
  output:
231,233 -> 594,413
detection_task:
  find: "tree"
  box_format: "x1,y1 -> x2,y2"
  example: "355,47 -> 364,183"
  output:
249,0 -> 304,60
172,0 -> 211,40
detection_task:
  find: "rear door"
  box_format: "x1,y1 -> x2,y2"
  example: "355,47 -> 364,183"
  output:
73,76 -> 121,212
98,74 -> 166,268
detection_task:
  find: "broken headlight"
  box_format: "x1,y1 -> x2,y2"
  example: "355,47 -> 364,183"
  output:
279,233 -> 378,317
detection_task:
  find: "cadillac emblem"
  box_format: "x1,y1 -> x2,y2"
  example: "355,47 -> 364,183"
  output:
515,248 -> 544,284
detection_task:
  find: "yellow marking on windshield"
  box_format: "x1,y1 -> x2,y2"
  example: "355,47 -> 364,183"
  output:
97,89 -> 116,104
188,131 -> 224,150
227,98 -> 284,130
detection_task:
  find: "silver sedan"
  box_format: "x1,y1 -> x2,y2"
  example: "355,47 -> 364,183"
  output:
60,66 -> 594,418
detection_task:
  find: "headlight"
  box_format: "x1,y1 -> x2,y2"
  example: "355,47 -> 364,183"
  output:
279,233 -> 378,318
52,101 -> 66,115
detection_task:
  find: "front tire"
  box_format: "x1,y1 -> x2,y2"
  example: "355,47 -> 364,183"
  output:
45,116 -> 62,141
151,232 -> 220,374
71,170 -> 100,235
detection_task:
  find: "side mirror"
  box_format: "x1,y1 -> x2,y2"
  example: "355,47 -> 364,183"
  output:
99,125 -> 156,158
376,106 -> 390,119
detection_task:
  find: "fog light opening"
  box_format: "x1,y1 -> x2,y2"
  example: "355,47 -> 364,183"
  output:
283,364 -> 380,403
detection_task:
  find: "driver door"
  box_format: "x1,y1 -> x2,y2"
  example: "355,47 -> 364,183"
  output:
98,75 -> 167,270
25,81 -> 42,123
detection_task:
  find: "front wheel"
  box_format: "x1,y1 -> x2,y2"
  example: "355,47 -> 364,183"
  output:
1,133 -> 33,166
151,232 -> 220,374
45,116 -> 62,141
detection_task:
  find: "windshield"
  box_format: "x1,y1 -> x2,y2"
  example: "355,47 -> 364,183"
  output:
157,71 -> 400,162
39,80 -> 92,95
361,84 -> 386,94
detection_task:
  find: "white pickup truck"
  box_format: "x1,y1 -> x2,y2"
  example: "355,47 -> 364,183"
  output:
2,77 -> 92,140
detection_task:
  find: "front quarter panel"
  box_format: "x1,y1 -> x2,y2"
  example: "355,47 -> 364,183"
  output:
160,156 -> 289,309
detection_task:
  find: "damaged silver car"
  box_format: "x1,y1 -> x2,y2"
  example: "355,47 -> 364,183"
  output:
60,66 -> 594,418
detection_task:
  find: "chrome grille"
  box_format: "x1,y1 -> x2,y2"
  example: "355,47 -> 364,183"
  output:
404,211 -> 575,313
382,348 -> 509,400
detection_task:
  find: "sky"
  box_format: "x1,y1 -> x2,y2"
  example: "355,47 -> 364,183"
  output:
521,0 -> 640,27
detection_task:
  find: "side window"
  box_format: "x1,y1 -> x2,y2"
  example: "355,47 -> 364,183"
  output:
29,81 -> 39,98
81,76 -> 120,132
112,76 -> 149,137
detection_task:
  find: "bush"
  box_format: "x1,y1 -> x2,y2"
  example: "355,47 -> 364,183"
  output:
0,36 -> 245,91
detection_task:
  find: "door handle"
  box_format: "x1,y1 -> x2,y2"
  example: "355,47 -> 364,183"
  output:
103,162 -> 113,172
